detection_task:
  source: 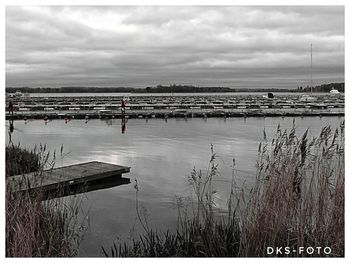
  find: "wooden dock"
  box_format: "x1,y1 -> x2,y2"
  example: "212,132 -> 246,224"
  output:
5,92 -> 345,121
7,161 -> 131,199
5,108 -> 345,121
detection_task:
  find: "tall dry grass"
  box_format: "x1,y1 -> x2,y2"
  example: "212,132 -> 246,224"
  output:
240,121 -> 344,256
6,144 -> 40,177
6,144 -> 83,257
103,121 -> 344,257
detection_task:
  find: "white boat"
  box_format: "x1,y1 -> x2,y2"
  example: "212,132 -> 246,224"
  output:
7,91 -> 30,98
300,94 -> 317,102
330,88 -> 340,94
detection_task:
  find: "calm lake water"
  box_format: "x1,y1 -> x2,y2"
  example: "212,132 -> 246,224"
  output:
6,116 -> 344,256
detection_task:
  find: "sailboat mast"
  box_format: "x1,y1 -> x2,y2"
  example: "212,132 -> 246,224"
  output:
310,43 -> 313,93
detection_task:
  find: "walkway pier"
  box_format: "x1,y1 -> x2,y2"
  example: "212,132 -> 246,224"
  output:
5,93 -> 345,120
7,161 -> 131,199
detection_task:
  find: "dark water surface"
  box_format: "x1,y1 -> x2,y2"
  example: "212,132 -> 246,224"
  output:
6,116 -> 343,256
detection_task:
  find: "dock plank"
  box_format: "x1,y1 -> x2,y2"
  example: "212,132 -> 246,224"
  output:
7,161 -> 130,193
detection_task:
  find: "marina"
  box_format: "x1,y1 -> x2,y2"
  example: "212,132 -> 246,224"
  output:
5,5 -> 345,258
5,93 -> 345,120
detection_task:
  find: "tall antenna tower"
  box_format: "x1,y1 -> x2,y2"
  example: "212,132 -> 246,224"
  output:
310,43 -> 313,93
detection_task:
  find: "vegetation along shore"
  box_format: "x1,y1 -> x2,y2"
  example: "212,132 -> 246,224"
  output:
99,121 -> 344,257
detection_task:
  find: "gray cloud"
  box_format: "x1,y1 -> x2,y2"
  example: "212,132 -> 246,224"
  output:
6,5 -> 344,88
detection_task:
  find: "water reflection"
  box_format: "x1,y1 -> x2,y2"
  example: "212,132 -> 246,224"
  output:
6,116 -> 26,144
65,116 -> 71,124
45,176 -> 131,200
99,117 -> 128,134
121,117 -> 127,134
105,119 -> 113,126
7,100 -> 15,143
7,119 -> 14,143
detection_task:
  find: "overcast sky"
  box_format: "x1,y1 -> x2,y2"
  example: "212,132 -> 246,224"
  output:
6,5 -> 344,89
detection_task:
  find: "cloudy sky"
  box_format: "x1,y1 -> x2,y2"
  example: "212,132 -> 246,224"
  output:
6,6 -> 344,89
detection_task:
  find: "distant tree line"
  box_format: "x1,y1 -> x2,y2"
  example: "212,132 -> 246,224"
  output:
5,86 -> 135,93
5,83 -> 344,94
5,85 -> 235,93
142,85 -> 297,93
143,85 -> 234,93
297,82 -> 344,93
